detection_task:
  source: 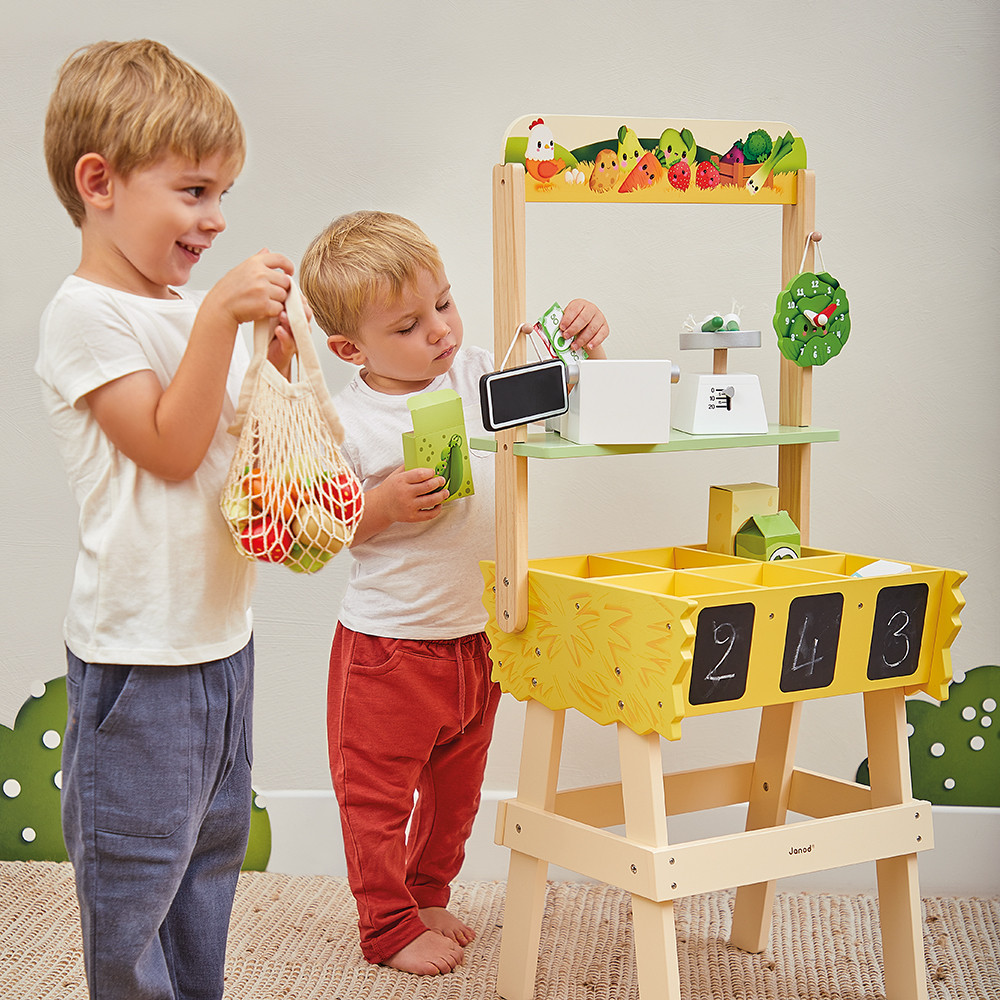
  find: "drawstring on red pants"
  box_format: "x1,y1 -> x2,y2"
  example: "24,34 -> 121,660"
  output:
456,639 -> 468,735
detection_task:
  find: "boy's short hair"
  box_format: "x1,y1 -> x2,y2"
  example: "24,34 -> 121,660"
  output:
45,39 -> 246,227
300,211 -> 444,341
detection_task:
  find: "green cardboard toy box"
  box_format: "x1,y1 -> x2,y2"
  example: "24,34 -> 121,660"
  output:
734,511 -> 801,561
402,389 -> 474,502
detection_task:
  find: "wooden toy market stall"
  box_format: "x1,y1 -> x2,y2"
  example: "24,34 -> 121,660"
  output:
477,115 -> 966,1000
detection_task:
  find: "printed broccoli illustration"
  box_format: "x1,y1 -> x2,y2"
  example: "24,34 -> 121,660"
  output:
742,128 -> 773,164
856,664 -> 1000,807
1,676 -> 272,867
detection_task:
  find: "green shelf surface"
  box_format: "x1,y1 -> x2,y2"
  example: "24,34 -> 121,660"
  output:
471,424 -> 839,458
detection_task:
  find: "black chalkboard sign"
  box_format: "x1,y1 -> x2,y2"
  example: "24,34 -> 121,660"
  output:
689,603 -> 755,705
780,592 -> 844,693
866,582 -> 928,680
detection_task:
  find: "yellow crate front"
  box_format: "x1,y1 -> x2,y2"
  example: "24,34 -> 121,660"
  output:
482,547 -> 965,741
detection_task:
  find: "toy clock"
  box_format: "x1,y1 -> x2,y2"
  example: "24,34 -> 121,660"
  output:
479,115 -> 964,1000
773,231 -> 852,367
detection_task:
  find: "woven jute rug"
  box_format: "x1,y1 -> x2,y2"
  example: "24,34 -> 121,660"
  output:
1,861 -> 997,999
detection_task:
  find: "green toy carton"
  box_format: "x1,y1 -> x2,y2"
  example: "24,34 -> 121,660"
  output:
402,389 -> 474,502
734,510 -> 801,561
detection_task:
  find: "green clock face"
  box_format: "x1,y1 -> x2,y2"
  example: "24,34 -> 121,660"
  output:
773,271 -> 850,367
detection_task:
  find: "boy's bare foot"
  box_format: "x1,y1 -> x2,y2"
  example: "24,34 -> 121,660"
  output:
384,929 -> 463,975
419,905 -> 476,946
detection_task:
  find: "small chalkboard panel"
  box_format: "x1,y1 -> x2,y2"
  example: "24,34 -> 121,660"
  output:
689,603 -> 755,705
866,582 -> 929,680
780,592 -> 844,693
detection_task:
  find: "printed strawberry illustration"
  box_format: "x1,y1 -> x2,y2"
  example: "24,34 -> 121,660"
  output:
696,160 -> 721,190
667,160 -> 690,191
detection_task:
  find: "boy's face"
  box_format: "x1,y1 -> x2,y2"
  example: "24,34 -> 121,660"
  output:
347,267 -> 464,394
82,150 -> 238,298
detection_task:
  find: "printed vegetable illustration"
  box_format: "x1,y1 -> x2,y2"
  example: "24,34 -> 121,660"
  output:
696,160 -> 721,190
656,127 -> 696,168
747,130 -> 796,194
667,160 -> 691,191
616,124 -> 645,173
773,270 -> 851,366
589,149 -> 619,193
619,151 -> 664,193
435,434 -> 465,493
504,117 -> 806,203
742,128 -> 773,164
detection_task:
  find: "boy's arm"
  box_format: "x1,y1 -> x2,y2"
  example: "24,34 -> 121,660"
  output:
348,466 -> 449,546
559,299 -> 609,359
86,250 -> 293,481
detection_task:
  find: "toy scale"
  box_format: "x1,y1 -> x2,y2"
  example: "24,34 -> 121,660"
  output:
672,322 -> 768,434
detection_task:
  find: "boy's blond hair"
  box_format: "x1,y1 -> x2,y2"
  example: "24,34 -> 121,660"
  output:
300,211 -> 444,342
45,39 -> 246,227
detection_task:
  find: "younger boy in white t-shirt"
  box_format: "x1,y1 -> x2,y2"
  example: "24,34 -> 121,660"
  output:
36,39 -> 297,999
300,211 -> 609,975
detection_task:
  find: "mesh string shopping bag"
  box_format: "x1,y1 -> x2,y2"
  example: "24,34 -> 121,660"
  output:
220,281 -> 363,573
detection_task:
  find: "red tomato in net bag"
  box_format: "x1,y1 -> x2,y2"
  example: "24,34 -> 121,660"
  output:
312,471 -> 363,524
240,512 -> 294,563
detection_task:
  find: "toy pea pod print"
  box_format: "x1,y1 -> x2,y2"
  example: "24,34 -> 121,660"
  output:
773,270 -> 850,367
435,434 -> 464,493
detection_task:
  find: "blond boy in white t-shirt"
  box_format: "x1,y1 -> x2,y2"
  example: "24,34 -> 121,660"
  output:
300,211 -> 609,976
36,39 -> 298,1000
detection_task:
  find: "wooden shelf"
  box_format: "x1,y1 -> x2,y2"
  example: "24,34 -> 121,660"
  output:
472,423 -> 838,458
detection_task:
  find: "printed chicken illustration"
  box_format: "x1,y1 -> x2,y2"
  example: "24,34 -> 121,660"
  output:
524,118 -> 565,184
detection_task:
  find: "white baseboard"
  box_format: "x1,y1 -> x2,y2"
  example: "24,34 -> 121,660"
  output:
257,789 -> 999,897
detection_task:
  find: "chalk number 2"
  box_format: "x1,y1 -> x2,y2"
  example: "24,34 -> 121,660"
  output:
690,603 -> 755,705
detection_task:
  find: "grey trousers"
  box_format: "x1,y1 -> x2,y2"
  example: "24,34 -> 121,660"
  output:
61,639 -> 254,1000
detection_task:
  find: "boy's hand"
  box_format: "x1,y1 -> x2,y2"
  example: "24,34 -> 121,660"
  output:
349,466 -> 449,545
560,299 -> 609,358
85,249 -> 296,482
267,287 -> 314,378
204,248 -> 293,328
267,319 -> 296,377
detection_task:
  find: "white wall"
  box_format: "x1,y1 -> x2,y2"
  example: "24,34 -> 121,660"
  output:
3,1 -> 998,832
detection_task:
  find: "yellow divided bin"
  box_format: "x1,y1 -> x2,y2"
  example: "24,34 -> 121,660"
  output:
482,546 -> 965,740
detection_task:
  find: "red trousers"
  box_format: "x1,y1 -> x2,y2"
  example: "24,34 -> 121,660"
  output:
327,624 -> 500,964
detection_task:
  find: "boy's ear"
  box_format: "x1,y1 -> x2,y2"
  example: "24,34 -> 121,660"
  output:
327,334 -> 365,366
75,153 -> 114,211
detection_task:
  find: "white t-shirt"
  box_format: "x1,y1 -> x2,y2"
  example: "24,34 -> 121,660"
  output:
35,275 -> 255,665
334,345 -> 496,640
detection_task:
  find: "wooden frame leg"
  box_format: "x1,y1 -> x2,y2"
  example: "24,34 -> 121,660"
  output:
864,688 -> 929,1000
730,701 -> 802,953
618,723 -> 681,1000
496,700 -> 565,1000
